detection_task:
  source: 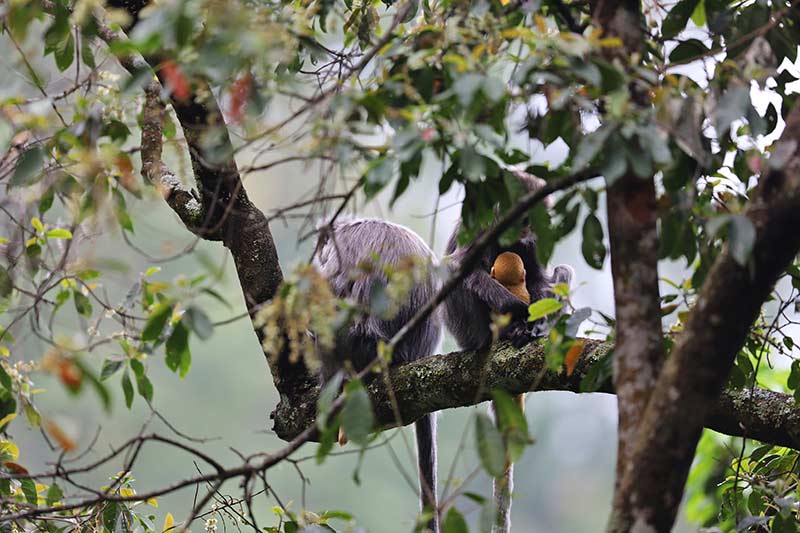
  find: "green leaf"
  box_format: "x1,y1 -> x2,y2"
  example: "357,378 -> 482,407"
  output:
789,361 -> 800,390
54,33 -> 75,71
121,369 -> 134,409
479,499 -> 496,533
662,0 -> 700,39
319,509 -> 353,521
113,188 -> 134,233
316,418 -> 339,464
129,358 -> 145,378
46,483 -> 63,506
39,187 -> 55,214
528,298 -> 563,322
10,147 -> 44,187
0,391 -> 16,430
581,214 -> 606,269
81,36 -> 96,69
165,321 -> 191,378
363,157 -> 394,198
341,379 -> 374,446
184,307 -> 213,340
101,359 -> 124,380
201,287 -> 231,308
454,73 -> 484,106
317,372 -> 344,430
458,145 -> 486,182
141,302 -> 173,342
103,502 -> 119,532
571,126 -> 613,172
72,358 -> 111,411
105,120 -> 131,143
78,269 -> 101,281
73,290 -> 92,318
669,39 -> 709,63
690,0 -> 706,26
529,202 -> 555,265
462,492 -> 487,505
45,228 -> 72,239
0,266 -> 12,298
21,478 -> 37,505
714,86 -> 750,138
600,142 -> 627,185
0,364 -> 12,391
475,412 -> 506,477
442,507 -> 469,533
491,390 -> 531,462
135,371 -> 154,403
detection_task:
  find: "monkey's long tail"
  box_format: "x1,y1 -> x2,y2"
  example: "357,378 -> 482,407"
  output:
416,413 -> 439,533
492,394 -> 524,533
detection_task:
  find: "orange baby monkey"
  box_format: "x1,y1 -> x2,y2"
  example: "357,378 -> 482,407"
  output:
491,252 -> 530,305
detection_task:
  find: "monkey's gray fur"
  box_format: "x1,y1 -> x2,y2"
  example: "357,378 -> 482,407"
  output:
442,171 -> 574,350
313,217 -> 442,532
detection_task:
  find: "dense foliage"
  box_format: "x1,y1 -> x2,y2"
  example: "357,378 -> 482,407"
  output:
2,0 -> 800,531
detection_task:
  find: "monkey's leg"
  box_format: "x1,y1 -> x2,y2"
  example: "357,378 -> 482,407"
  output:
492,394 -> 524,533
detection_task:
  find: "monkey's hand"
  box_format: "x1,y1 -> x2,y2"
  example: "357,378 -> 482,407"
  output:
500,319 -> 537,348
500,313 -> 553,347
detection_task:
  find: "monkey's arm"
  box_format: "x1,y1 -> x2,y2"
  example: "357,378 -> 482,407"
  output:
464,269 -> 530,317
463,269 -> 540,347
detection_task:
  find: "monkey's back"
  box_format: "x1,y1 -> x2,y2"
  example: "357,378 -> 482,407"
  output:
313,218 -> 442,367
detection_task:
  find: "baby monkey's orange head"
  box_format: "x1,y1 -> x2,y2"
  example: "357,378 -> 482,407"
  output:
491,252 -> 526,286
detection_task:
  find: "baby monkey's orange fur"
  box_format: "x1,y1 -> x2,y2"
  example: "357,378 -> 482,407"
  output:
491,252 -> 530,305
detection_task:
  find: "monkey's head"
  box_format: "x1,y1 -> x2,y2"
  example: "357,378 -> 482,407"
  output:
491,252 -> 526,286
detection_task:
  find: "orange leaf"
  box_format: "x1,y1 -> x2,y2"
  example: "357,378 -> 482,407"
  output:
58,359 -> 83,391
115,154 -> 139,193
3,461 -> 29,475
565,339 -> 586,376
44,420 -> 77,452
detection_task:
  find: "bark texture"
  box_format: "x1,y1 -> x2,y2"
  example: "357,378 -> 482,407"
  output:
272,337 -> 800,453
591,0 -> 669,522
606,176 -> 665,490
611,101 -> 800,532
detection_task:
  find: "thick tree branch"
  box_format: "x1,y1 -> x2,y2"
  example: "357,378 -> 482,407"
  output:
616,99 -> 800,532
606,175 -> 664,483
140,82 -> 207,233
272,338 -> 800,452
93,6 -> 319,420
591,1 -> 668,526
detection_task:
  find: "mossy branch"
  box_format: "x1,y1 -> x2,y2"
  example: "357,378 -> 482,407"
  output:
272,338 -> 800,452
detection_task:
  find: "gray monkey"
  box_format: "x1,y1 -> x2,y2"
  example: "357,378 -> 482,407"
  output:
443,173 -> 573,350
442,173 -> 573,533
313,218 -> 442,532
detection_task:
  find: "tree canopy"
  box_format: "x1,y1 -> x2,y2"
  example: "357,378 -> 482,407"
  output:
2,0 -> 800,532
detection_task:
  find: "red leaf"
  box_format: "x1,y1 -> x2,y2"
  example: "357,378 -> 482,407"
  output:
228,72 -> 252,123
161,60 -> 191,102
